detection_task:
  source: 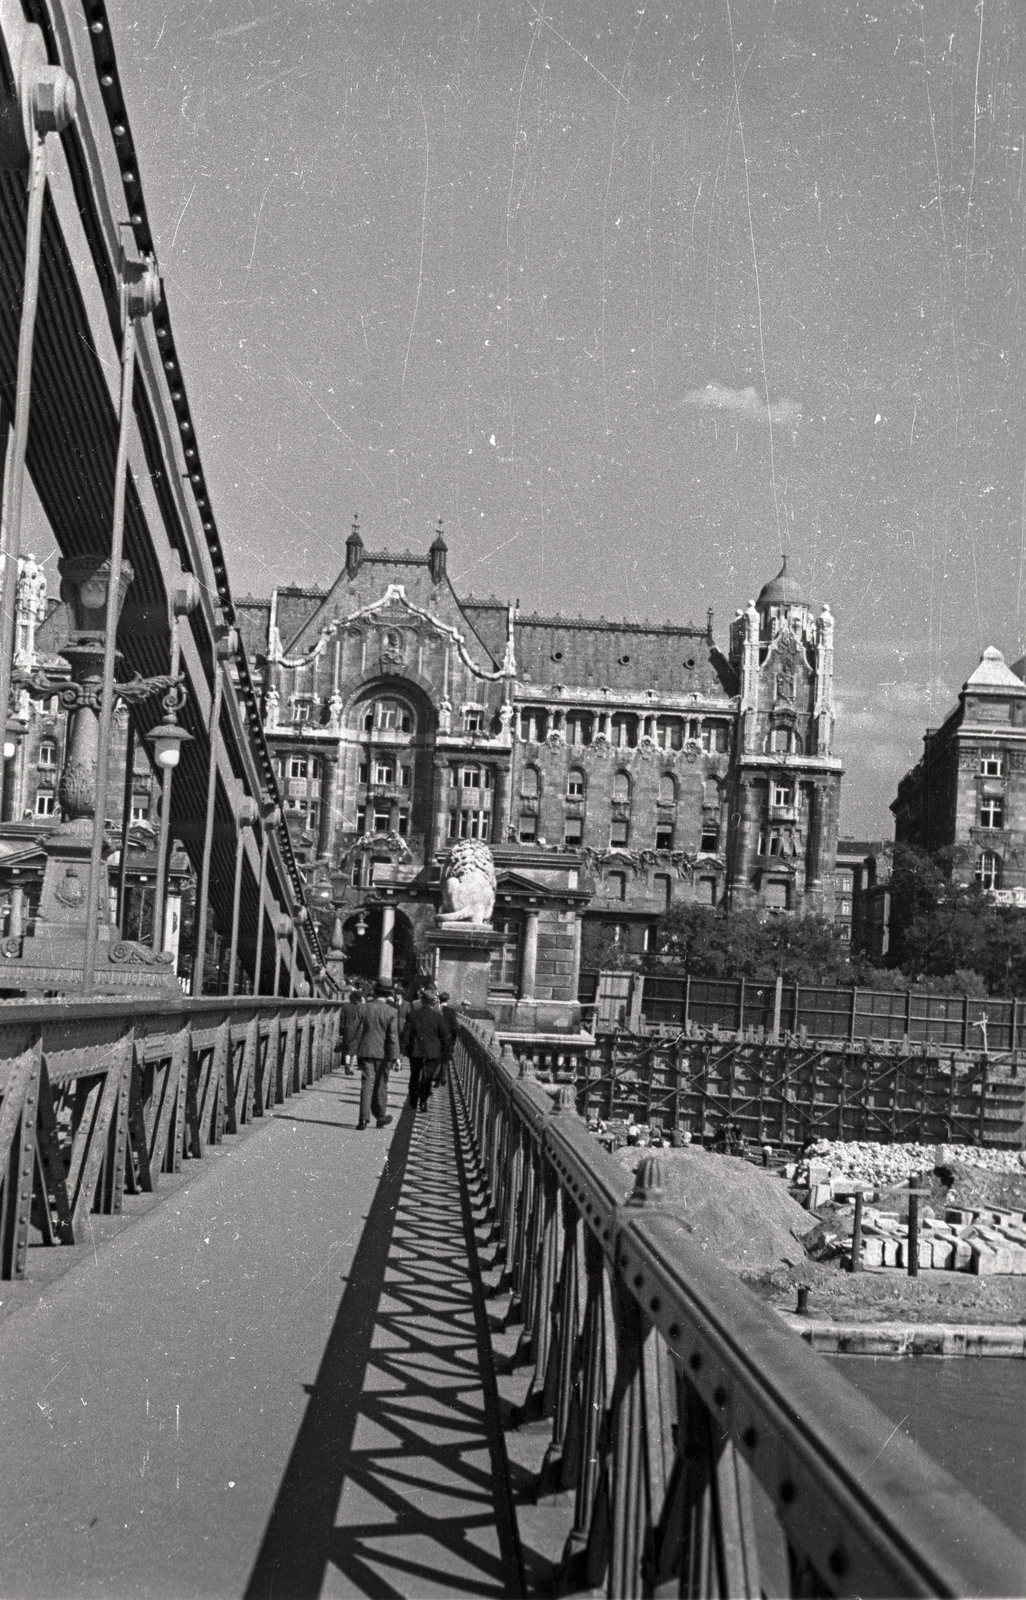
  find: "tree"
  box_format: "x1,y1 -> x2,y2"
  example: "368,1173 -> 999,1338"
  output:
888,842 -> 1026,995
647,902 -> 857,986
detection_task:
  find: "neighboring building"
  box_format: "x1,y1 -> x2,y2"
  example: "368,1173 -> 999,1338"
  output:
235,526 -> 844,1007
834,838 -> 890,955
892,646 -> 1026,903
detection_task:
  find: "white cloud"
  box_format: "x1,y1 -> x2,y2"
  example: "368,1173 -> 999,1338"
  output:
683,382 -> 802,428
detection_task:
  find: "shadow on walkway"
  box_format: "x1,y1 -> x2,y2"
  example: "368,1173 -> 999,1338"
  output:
245,1084 -> 522,1599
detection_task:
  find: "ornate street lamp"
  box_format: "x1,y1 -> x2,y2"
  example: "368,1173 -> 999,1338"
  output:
4,554 -> 185,991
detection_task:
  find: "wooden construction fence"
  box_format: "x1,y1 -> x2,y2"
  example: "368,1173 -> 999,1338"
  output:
503,1031 -> 1026,1151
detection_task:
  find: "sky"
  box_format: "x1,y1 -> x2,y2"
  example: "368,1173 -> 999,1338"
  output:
29,0 -> 1026,837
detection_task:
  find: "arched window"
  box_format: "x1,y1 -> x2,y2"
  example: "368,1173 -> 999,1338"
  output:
976,851 -> 1002,890
567,768 -> 585,799
611,771 -> 631,805
658,773 -> 677,805
521,765 -> 540,799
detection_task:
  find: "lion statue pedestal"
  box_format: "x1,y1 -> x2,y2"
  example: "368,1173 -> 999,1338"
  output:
425,840 -> 505,1011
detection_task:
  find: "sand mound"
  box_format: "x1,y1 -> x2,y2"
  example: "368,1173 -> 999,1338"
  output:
615,1146 -> 815,1272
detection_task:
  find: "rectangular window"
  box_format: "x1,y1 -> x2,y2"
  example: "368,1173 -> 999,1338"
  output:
519,812 -> 537,843
772,781 -> 793,807
759,829 -> 784,857
289,754 -> 309,779
564,816 -> 583,846
840,898 -> 852,917
655,824 -> 674,850
610,818 -> 629,847
567,773 -> 584,798
34,791 -> 56,816
980,797 -> 1004,829
654,873 -> 671,910
701,723 -> 728,753
356,805 -> 367,833
700,826 -> 720,852
460,809 -> 490,840
400,765 -> 412,788
373,806 -> 391,833
837,870 -> 854,893
131,804 -> 147,823
608,872 -> 626,900
358,762 -> 370,785
37,744 -> 56,768
292,702 -> 310,724
696,876 -> 717,906
374,761 -> 394,785
397,809 -> 410,837
839,925 -> 851,942
464,709 -> 483,732
351,861 -> 362,886
980,753 -> 1004,776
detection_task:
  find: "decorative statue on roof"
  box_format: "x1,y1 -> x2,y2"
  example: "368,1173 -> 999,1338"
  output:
437,838 -> 496,925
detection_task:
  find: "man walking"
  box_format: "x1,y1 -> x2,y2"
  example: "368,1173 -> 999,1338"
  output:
437,990 -> 459,1087
338,987 -> 364,1076
401,985 -> 453,1113
355,980 -> 401,1129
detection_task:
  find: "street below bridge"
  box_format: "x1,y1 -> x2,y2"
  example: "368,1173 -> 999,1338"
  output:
0,1066 -> 522,1599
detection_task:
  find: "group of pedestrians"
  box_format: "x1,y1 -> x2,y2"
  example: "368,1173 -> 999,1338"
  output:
337,981 -> 458,1130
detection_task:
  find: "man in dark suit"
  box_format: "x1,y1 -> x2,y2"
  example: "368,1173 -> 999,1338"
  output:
338,988 -> 364,1076
401,986 -> 453,1112
355,980 -> 401,1129
437,990 -> 459,1088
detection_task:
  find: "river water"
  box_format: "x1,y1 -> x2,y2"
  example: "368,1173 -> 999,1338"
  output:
830,1356 -> 1026,1540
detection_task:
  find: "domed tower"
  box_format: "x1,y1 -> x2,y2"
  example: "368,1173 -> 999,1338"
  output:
725,558 -> 843,917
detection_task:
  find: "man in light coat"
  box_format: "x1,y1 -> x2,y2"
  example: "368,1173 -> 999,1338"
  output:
355,980 -> 401,1129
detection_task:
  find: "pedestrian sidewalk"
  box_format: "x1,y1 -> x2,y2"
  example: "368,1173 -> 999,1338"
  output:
0,1065 -> 523,1598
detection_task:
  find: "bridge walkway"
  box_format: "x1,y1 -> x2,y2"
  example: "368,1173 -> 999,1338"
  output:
0,1064 -> 524,1599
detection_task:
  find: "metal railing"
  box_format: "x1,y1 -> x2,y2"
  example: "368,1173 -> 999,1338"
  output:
0,995 -> 340,1279
452,1022 -> 1026,1597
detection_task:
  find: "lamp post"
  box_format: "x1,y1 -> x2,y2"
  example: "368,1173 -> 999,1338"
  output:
227,791 -> 259,996
80,255 -> 162,992
145,702 -> 192,956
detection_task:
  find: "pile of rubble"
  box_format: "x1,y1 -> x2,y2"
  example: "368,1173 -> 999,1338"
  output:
794,1139 -> 1026,1194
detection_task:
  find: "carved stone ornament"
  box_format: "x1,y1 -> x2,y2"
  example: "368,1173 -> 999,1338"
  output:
1009,751 -> 1026,772
958,747 -> 980,770
58,760 -> 95,822
110,941 -> 175,967
591,733 -> 611,757
54,867 -> 85,909
638,735 -> 655,760
2,936 -> 23,958
546,729 -> 565,748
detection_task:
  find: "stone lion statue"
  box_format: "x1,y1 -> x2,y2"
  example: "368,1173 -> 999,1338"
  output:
438,839 -> 496,924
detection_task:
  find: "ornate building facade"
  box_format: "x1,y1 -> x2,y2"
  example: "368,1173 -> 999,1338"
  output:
235,527 -> 843,1009
892,645 -> 1026,904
